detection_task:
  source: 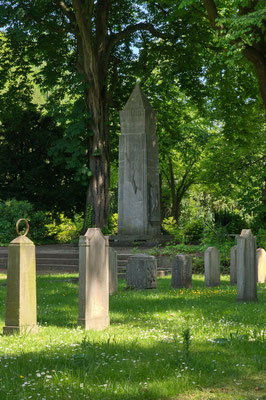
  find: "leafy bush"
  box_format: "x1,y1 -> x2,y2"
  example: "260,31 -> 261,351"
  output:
101,213 -> 118,235
109,213 -> 118,234
183,219 -> 204,244
45,214 -> 83,243
161,217 -> 184,242
0,200 -> 48,244
191,257 -> 204,274
148,243 -> 202,257
256,228 -> 266,249
214,210 -> 247,234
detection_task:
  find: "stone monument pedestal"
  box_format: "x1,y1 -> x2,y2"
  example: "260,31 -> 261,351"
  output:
109,234 -> 172,247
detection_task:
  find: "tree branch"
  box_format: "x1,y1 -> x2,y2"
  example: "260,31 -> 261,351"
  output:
72,0 -> 93,55
202,0 -> 220,29
95,0 -> 110,54
107,22 -> 169,56
55,0 -> 76,25
107,58 -> 119,104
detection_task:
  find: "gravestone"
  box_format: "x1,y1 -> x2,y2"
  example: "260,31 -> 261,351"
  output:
3,219 -> 37,335
109,247 -> 118,294
230,245 -> 237,285
78,228 -> 110,330
126,254 -> 157,289
256,248 -> 266,284
171,254 -> 192,289
204,247 -> 220,287
237,229 -> 257,302
118,84 -> 160,237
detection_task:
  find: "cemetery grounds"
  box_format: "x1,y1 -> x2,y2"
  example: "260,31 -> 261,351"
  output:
0,273 -> 265,400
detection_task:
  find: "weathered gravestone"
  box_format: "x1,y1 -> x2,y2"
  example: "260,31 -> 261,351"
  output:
171,254 -> 192,289
126,254 -> 157,289
118,84 -> 160,238
3,219 -> 37,335
256,248 -> 266,284
237,229 -> 257,302
109,247 -> 118,294
230,245 -> 237,285
204,247 -> 220,287
78,228 -> 110,330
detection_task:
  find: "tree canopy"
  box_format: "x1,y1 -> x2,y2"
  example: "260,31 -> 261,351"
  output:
0,0 -> 265,232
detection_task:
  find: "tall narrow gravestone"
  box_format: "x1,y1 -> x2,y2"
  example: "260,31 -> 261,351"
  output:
230,245 -> 237,285
204,247 -> 220,287
109,247 -> 118,294
237,229 -> 257,302
78,228 -> 110,330
171,254 -> 192,289
3,219 -> 37,335
118,84 -> 160,237
257,248 -> 266,283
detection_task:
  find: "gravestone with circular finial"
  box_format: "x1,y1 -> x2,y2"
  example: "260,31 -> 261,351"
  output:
3,219 -> 38,335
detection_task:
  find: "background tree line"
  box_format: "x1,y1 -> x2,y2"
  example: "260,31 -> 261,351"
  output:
0,0 -> 265,243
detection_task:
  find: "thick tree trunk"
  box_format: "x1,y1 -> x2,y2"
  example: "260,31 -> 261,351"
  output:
168,157 -> 186,224
243,47 -> 266,109
64,0 -> 168,228
84,85 -> 110,228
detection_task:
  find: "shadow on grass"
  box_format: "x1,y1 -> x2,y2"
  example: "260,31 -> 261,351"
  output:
0,274 -> 265,399
0,333 -> 265,400
0,275 -> 265,331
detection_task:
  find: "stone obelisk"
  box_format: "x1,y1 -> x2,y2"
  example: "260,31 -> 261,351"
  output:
118,84 -> 160,238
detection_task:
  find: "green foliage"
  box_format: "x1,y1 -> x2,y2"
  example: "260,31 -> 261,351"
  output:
0,0 -> 265,231
148,243 -> 201,257
109,213 -> 118,235
45,214 -> 83,243
256,229 -> 266,249
101,213 -> 118,236
161,217 -> 183,242
182,327 -> 192,358
214,210 -> 248,235
0,107 -> 87,215
183,219 -> 204,244
0,199 -> 48,244
84,205 -> 93,232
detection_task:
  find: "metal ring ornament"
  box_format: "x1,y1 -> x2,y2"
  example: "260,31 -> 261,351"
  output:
16,219 -> 29,237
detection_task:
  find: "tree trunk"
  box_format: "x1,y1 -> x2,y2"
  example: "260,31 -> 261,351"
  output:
63,0 -> 169,228
243,47 -> 266,109
84,84 -> 110,228
172,197 -> 182,224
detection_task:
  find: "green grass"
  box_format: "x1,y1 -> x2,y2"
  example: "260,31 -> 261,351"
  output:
0,274 -> 265,400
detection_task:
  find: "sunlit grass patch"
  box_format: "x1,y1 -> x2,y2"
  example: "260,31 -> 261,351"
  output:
0,274 -> 265,400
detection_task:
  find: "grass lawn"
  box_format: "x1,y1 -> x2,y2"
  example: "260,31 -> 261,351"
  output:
0,273 -> 265,400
